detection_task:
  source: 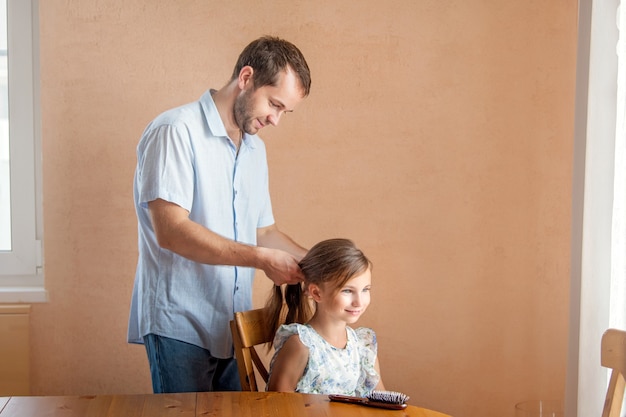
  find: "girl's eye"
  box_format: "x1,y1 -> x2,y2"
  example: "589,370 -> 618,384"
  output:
341,289 -> 352,294
270,101 -> 280,109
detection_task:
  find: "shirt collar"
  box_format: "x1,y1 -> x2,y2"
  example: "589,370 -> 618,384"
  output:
200,89 -> 257,150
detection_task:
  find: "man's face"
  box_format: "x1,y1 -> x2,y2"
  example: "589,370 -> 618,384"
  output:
234,67 -> 305,135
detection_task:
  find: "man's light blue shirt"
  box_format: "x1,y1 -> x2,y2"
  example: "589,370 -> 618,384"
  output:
128,90 -> 274,358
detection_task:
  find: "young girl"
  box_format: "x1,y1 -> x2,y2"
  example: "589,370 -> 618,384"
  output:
265,238 -> 385,396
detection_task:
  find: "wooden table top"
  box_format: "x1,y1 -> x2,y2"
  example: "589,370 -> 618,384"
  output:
0,391 -> 451,417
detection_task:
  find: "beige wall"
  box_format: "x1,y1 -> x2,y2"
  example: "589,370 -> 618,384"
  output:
28,1 -> 577,417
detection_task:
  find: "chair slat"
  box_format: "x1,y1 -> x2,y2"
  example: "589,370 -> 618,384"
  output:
230,308 -> 273,392
601,329 -> 626,417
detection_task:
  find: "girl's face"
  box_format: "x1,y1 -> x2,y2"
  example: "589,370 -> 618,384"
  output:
314,268 -> 372,324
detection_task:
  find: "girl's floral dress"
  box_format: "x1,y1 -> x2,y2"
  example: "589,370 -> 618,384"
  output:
269,323 -> 380,396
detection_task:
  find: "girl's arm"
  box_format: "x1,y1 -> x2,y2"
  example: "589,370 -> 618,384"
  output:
266,335 -> 309,392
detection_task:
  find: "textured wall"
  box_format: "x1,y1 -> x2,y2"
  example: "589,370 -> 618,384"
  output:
32,1 -> 577,416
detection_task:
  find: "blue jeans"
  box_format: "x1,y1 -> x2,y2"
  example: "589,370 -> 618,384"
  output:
143,334 -> 242,393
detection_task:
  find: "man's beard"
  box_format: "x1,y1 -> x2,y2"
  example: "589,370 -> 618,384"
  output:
233,88 -> 255,134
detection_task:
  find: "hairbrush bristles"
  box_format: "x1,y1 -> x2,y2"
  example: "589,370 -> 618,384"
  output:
328,390 -> 410,410
367,390 -> 410,404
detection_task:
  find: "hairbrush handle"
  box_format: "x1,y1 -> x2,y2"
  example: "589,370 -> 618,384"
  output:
328,394 -> 408,410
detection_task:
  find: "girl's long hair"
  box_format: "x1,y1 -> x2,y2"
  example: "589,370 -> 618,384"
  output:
265,238 -> 372,344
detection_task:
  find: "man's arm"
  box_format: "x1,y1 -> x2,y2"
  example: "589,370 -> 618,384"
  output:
148,198 -> 303,285
257,224 -> 307,261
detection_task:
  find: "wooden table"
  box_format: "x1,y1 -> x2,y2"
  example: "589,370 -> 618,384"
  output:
0,391 -> 451,417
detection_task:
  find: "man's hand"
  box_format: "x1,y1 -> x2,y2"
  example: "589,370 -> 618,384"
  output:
256,224 -> 307,285
256,247 -> 304,285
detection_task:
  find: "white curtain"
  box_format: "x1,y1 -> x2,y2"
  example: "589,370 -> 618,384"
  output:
611,3 -> 626,333
612,3 -> 626,415
566,1 -> 625,417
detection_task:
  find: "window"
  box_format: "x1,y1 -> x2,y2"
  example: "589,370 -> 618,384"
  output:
0,0 -> 45,302
565,1 -> 625,416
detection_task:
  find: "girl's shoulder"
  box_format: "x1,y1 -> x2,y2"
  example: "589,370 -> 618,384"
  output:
274,323 -> 318,350
351,326 -> 378,353
276,322 -> 310,337
352,326 -> 376,340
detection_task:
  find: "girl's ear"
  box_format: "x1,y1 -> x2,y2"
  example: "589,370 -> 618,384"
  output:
308,284 -> 322,303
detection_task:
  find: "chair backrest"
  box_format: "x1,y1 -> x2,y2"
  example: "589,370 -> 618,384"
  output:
230,307 -> 273,391
601,328 -> 626,417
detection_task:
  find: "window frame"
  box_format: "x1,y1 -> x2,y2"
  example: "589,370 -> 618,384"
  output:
0,0 -> 46,303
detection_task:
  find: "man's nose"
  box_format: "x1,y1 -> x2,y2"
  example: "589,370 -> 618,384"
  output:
267,110 -> 283,126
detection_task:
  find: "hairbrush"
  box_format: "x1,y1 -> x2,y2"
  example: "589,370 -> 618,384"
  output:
328,390 -> 410,410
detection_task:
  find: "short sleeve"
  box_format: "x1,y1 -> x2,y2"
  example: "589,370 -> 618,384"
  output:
273,323 -> 322,351
354,327 -> 380,397
136,124 -> 195,211
272,323 -> 301,352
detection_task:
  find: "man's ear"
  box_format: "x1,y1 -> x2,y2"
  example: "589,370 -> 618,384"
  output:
238,66 -> 254,90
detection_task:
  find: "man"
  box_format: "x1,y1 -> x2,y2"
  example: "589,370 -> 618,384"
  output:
127,36 -> 311,393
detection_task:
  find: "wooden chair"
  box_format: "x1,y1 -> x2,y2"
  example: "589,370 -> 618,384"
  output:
230,307 -> 273,391
601,328 -> 626,417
